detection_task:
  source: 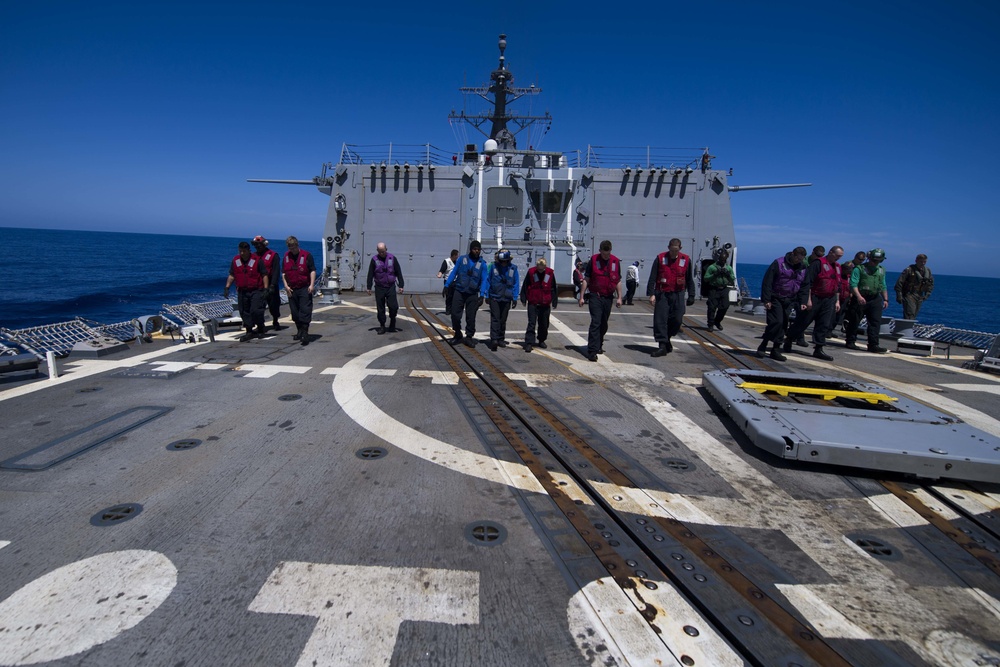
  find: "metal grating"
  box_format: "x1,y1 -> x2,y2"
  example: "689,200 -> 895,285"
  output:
912,324 -> 996,350
0,318 -> 135,359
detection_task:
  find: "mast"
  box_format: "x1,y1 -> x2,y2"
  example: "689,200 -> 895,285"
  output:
448,34 -> 552,149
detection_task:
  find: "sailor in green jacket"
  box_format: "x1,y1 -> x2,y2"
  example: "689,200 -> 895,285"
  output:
845,248 -> 890,353
704,248 -> 736,331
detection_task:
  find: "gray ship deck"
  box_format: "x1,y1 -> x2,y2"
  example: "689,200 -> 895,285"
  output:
1,296 -> 999,666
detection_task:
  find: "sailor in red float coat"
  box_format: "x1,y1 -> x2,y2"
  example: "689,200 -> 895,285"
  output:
224,241 -> 269,341
520,258 -> 558,352
784,245 -> 844,361
252,235 -> 283,330
281,236 -> 317,345
646,238 -> 695,357
578,240 -> 622,361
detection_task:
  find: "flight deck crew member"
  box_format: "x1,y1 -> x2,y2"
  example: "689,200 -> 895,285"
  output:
835,251 -> 867,334
224,241 -> 269,342
755,246 -> 808,360
703,248 -> 735,332
366,242 -> 404,334
784,245 -> 844,361
579,240 -> 622,362
647,238 -> 695,357
572,260 -> 585,301
437,249 -> 459,315
484,249 -> 519,351
625,261 -> 640,305
252,235 -> 283,330
282,236 -> 316,346
895,253 -> 934,320
521,257 -> 558,353
445,240 -> 487,347
846,248 -> 890,353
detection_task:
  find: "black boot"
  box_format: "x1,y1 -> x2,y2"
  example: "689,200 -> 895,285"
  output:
239,327 -> 253,342
292,325 -> 302,341
755,340 -> 769,359
651,342 -> 670,357
770,343 -> 787,361
812,345 -> 833,361
272,320 -> 284,331
389,317 -> 396,331
300,325 -> 310,346
255,324 -> 267,338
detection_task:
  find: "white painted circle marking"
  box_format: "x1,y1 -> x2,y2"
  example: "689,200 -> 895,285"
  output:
0,550 -> 177,665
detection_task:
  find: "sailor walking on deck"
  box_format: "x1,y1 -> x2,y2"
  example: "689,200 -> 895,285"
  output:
252,235 -> 283,331
445,240 -> 487,347
437,249 -> 459,315
846,248 -> 890,353
579,240 -> 622,362
225,241 -> 269,342
895,253 -> 934,320
625,261 -> 639,305
282,236 -> 316,346
521,257 -> 558,353
703,248 -> 735,331
756,247 -> 807,360
784,245 -> 844,361
366,242 -> 404,334
647,238 -> 695,357
484,249 -> 519,351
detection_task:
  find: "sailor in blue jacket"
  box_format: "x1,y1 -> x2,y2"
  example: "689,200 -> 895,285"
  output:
483,249 -> 520,351
445,240 -> 488,347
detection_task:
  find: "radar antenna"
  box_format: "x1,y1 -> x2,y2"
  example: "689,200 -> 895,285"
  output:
448,34 -> 552,150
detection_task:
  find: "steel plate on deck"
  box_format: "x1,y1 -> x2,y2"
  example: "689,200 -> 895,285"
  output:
702,369 -> 1000,483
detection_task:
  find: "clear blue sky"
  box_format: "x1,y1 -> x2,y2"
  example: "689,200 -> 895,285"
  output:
2,2 -> 998,277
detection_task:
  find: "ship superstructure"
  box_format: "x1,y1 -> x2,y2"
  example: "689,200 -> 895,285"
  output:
255,35 -> 807,295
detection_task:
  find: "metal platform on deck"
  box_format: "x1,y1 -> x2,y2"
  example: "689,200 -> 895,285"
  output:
703,368 -> 1000,483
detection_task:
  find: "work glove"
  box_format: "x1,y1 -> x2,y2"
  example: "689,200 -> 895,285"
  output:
478,296 -> 485,307
223,288 -> 230,298
510,301 -> 516,310
686,296 -> 695,307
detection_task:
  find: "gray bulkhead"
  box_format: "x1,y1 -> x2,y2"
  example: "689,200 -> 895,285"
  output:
320,153 -> 738,294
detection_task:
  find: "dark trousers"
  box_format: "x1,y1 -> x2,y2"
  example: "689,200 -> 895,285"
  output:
287,287 -> 313,327
587,294 -> 614,354
625,279 -> 637,305
525,303 -> 551,345
763,296 -> 795,344
443,283 -> 454,314
451,290 -> 480,338
489,299 -> 512,343
374,284 -> 398,326
787,293 -> 837,347
653,291 -> 685,343
846,295 -> 884,347
265,287 -> 281,323
706,288 -> 730,327
237,289 -> 266,329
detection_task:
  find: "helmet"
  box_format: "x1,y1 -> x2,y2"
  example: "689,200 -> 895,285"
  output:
868,248 -> 886,261
252,235 -> 268,246
496,249 -> 512,262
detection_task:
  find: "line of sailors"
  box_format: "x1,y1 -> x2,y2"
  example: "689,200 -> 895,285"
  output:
756,245 -> 890,362
224,235 -> 316,345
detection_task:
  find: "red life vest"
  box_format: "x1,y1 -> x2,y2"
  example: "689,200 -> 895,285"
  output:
588,254 -> 620,297
526,267 -> 555,305
811,256 -> 840,298
655,251 -> 690,292
283,250 -> 313,289
258,248 -> 278,277
232,255 -> 264,290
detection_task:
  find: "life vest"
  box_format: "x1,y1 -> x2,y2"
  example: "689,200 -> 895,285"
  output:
373,253 -> 397,287
655,252 -> 689,293
232,255 -> 264,291
487,264 -> 517,301
899,265 -> 931,294
704,262 -> 734,290
588,254 -> 621,296
839,264 -> 854,301
773,256 -> 805,299
283,250 -> 313,289
811,256 -> 840,298
258,249 -> 278,278
526,267 -> 555,306
856,264 -> 885,295
453,255 -> 486,294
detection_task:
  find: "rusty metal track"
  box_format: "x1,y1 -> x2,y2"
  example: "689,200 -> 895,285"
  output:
407,296 -> 856,667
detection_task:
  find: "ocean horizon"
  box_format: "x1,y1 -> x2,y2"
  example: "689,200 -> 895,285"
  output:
3,226 -> 998,334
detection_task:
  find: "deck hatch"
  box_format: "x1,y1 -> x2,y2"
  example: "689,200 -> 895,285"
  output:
90,503 -> 143,526
1,406 -> 173,472
355,447 -> 387,460
464,520 -> 507,547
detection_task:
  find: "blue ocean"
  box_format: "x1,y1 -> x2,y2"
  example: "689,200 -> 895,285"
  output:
2,227 -> 998,334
